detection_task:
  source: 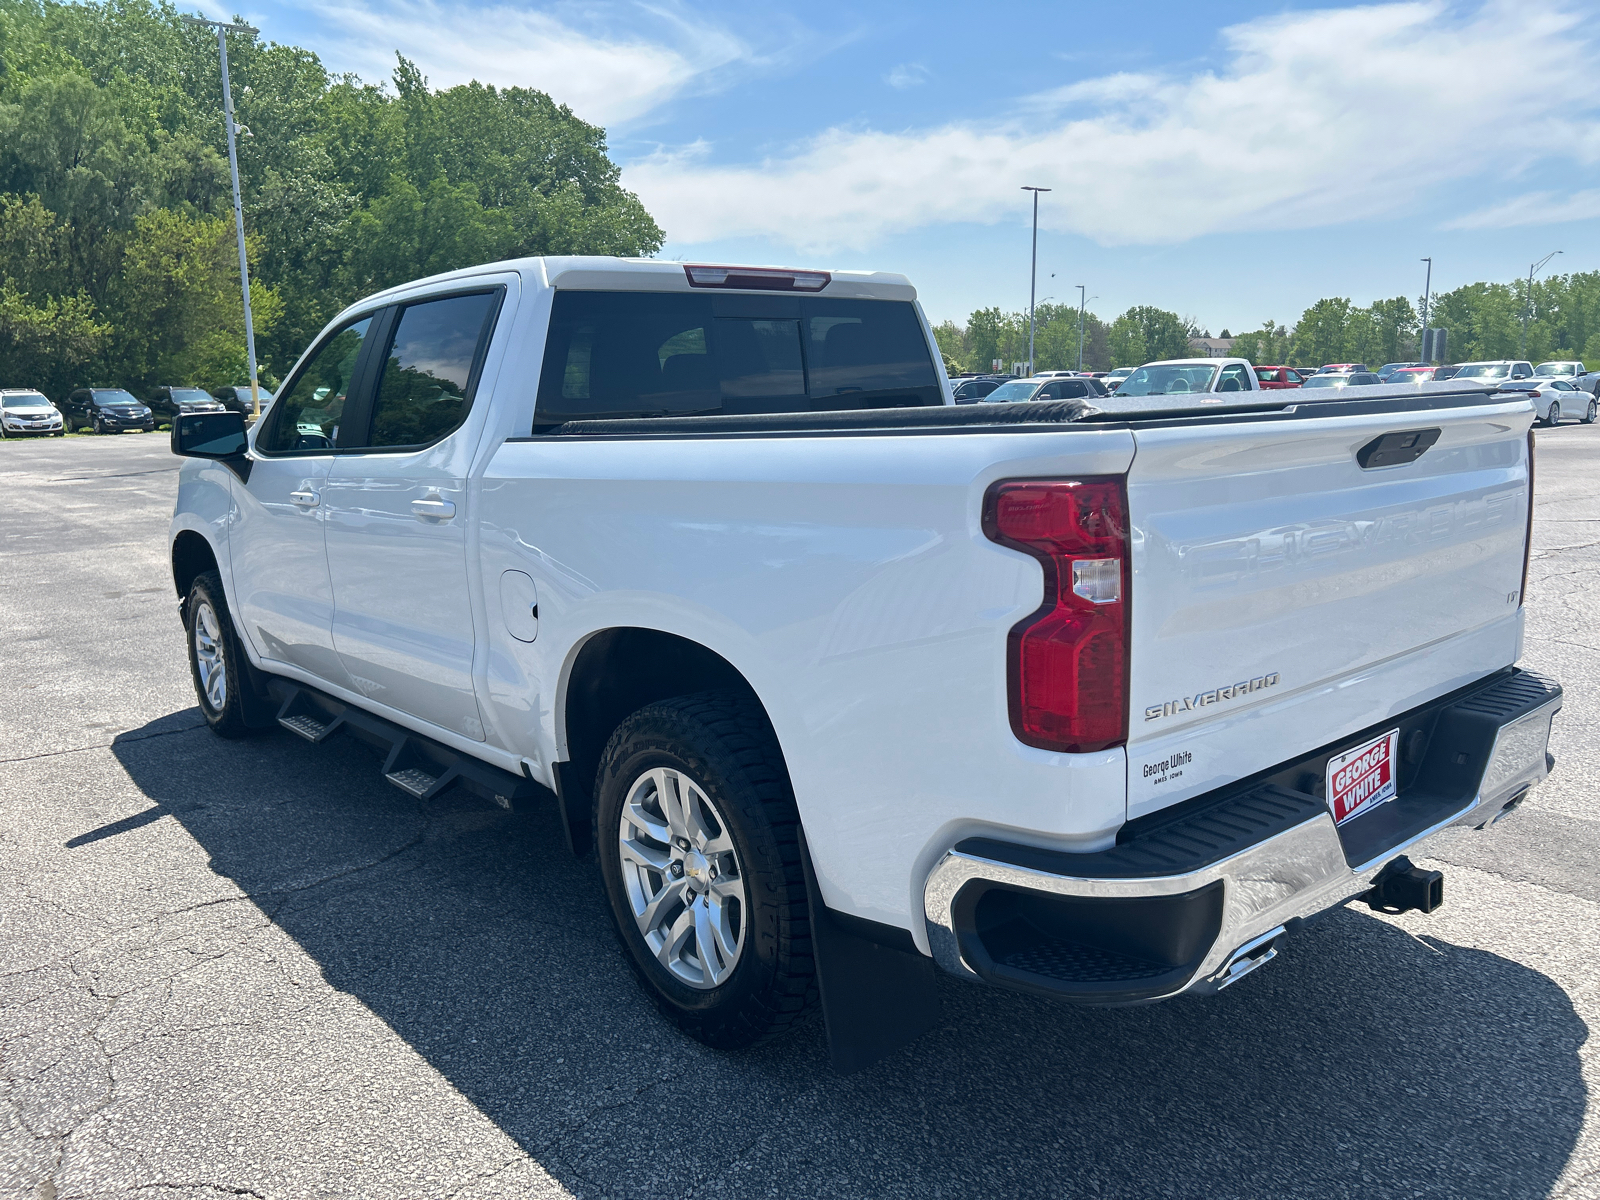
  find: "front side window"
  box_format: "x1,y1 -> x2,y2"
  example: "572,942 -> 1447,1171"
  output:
535,291 -> 940,425
260,316 -> 373,453
367,291 -> 500,448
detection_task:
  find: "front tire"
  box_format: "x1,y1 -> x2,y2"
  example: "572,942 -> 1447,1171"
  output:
595,692 -> 815,1049
184,570 -> 253,738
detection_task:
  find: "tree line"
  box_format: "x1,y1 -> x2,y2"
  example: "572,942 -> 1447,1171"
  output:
935,275 -> 1600,374
0,0 -> 662,400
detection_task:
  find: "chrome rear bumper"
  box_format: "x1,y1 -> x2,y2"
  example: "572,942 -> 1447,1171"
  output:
923,669 -> 1561,1004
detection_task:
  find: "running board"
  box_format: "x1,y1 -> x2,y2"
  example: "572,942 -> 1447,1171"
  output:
268,681 -> 553,812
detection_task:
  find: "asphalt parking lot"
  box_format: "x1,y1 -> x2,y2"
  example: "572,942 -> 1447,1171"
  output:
2,425 -> 1598,1200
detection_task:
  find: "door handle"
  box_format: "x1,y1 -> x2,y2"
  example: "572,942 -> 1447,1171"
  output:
412,496 -> 456,521
289,490 -> 320,508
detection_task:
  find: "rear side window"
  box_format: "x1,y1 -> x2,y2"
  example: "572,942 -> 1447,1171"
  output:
366,291 -> 500,448
260,316 -> 372,453
1217,363 -> 1251,392
535,291 -> 939,426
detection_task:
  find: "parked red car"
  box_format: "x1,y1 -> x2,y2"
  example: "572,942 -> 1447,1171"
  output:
1254,365 -> 1307,389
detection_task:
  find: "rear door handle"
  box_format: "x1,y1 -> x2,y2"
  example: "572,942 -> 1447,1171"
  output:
289,490 -> 320,508
412,496 -> 456,521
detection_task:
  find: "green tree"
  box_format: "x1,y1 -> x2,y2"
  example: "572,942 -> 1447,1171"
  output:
1291,298 -> 1351,367
1108,305 -> 1188,366
107,208 -> 282,391
1229,319 -> 1292,365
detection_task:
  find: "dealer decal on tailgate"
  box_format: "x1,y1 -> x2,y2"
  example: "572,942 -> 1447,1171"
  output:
1325,729 -> 1399,826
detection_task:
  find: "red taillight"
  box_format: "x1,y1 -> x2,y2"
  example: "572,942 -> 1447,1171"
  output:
683,264 -> 830,291
983,478 -> 1130,753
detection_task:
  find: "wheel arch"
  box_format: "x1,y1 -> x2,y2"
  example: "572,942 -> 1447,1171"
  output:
558,627 -> 777,815
171,529 -> 220,600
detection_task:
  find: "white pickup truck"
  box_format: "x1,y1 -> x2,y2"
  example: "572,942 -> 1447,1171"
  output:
168,257 -> 1562,1071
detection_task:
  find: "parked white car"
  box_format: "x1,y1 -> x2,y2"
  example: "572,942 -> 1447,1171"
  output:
1453,359 -> 1535,381
0,389 -> 65,437
166,257 -> 1562,1071
1497,378 -> 1597,425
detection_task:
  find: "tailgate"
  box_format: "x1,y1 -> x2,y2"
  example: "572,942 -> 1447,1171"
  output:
1125,397 -> 1532,818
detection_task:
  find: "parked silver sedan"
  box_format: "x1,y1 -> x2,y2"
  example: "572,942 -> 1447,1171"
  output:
1498,378 -> 1597,425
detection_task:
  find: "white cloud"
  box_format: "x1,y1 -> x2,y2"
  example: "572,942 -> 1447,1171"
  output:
885,63 -> 928,89
1446,188 -> 1600,229
295,0 -> 752,125
625,0 -> 1600,252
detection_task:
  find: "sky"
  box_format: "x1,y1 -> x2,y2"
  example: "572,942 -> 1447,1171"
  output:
206,0 -> 1600,332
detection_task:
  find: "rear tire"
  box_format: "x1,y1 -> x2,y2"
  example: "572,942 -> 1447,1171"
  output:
1585,400 -> 1597,425
184,570 -> 253,739
1547,401 -> 1561,427
594,692 -> 816,1049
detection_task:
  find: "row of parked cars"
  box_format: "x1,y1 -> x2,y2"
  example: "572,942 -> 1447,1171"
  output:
0,384 -> 274,439
947,358 -> 1599,424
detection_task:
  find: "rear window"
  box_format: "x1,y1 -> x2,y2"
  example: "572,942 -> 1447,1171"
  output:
534,291 -> 939,426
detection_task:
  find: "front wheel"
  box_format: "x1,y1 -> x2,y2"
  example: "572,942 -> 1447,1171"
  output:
184,570 -> 254,738
595,692 -> 815,1049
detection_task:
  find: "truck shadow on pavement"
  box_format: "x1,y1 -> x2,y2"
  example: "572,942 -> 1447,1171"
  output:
107,713 -> 1587,1200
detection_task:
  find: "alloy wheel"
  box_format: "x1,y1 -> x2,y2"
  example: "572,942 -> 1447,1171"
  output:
192,600 -> 227,711
617,766 -> 747,989
1549,402 -> 1561,426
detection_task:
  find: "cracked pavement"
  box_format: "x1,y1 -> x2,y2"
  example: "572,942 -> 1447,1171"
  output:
2,428 -> 1598,1199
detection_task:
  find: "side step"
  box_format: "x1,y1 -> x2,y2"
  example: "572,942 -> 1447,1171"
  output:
268,681 -> 554,812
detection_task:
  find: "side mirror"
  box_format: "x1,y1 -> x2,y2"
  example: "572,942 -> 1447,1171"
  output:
173,411 -> 250,480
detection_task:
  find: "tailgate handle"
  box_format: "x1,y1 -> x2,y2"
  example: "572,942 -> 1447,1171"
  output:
1357,428 -> 1441,469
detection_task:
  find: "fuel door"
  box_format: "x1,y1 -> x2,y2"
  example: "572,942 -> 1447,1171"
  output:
500,570 -> 539,642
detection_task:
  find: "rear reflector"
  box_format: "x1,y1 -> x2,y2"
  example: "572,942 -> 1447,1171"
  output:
684,264 -> 830,291
984,479 -> 1131,753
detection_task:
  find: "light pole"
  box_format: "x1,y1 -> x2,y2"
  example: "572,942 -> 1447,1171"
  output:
1522,250 -> 1562,359
1418,257 -> 1432,362
1075,286 -> 1098,372
1021,186 -> 1051,376
183,14 -> 263,420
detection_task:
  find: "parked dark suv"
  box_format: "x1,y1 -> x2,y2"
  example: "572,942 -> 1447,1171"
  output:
210,385 -> 274,417
62,388 -> 155,434
146,385 -> 227,423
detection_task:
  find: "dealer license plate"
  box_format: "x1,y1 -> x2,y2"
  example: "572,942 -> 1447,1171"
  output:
1325,728 -> 1399,826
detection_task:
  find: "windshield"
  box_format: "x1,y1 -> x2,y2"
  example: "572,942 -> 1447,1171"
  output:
93,390 -> 141,404
1392,370 -> 1432,382
1534,363 -> 1576,376
1300,375 -> 1347,388
1114,364 -> 1218,397
4,392 -> 51,408
171,388 -> 213,403
984,380 -> 1042,403
1454,364 -> 1509,379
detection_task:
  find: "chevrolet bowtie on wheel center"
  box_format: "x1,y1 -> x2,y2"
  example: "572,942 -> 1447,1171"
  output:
169,256 -> 1562,1071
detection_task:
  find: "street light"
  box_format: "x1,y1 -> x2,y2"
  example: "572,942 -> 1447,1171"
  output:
1075,286 -> 1097,372
1419,257 -> 1432,362
182,13 -> 263,420
1021,186 -> 1051,376
1522,250 -> 1562,359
